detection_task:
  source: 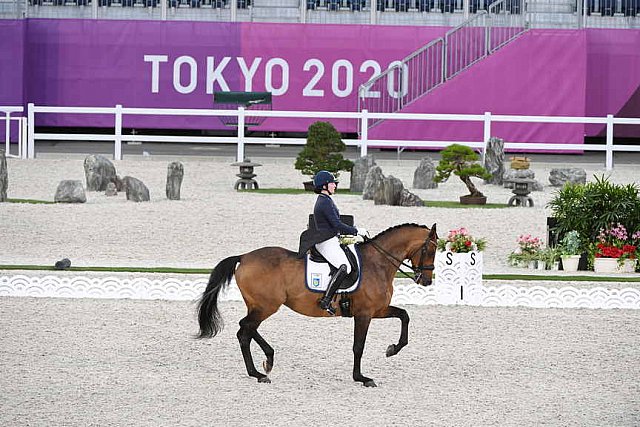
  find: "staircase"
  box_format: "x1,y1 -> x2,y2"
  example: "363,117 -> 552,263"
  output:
358,0 -> 529,129
250,0 -> 301,23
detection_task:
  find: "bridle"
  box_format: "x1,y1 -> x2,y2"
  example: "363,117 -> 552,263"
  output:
366,235 -> 437,285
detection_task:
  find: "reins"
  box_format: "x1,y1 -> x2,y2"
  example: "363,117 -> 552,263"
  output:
363,235 -> 435,284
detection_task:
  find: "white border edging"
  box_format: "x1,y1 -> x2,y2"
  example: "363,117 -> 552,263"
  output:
1,275 -> 639,310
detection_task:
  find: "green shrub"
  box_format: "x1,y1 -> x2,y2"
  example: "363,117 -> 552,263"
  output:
434,144 -> 491,197
294,121 -> 354,178
548,175 -> 640,252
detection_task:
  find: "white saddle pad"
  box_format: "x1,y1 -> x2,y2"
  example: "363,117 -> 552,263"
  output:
305,244 -> 362,293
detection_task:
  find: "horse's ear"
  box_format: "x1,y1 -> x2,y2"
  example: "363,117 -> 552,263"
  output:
429,223 -> 437,236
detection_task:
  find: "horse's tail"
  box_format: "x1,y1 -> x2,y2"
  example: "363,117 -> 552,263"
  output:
197,255 -> 241,339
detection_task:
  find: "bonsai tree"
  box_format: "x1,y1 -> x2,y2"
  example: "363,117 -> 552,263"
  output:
434,144 -> 491,198
295,121 -> 354,179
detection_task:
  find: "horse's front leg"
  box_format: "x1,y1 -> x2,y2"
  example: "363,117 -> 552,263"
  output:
376,305 -> 409,358
352,315 -> 376,387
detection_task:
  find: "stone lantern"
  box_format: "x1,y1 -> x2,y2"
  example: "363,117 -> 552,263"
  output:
231,158 -> 262,190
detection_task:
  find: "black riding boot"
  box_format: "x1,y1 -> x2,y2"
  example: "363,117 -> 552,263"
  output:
319,264 -> 348,316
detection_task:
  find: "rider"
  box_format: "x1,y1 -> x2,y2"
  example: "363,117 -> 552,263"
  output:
312,170 -> 368,315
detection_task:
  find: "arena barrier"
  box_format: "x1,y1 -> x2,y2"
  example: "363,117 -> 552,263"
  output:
23,103 -> 640,170
1,274 -> 639,310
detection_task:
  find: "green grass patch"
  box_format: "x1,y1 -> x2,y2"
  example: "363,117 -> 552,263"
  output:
6,198 -> 55,204
483,274 -> 640,282
2,265 -> 638,282
0,265 -> 210,274
239,188 -> 361,195
424,200 -> 509,208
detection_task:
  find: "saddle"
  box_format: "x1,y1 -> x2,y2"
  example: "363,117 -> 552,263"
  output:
304,243 -> 362,293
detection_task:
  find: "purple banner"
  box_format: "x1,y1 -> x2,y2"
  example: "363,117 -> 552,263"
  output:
370,30 -> 588,145
1,20 -> 640,144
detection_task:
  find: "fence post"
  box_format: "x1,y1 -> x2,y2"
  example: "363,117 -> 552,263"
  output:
114,104 -> 123,161
482,111 -> 492,163
605,114 -> 614,171
360,109 -> 368,158
4,112 -> 9,156
27,103 -> 34,159
20,117 -> 27,159
237,107 -> 245,162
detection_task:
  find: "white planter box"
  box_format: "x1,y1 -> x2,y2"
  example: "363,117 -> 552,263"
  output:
435,251 -> 484,305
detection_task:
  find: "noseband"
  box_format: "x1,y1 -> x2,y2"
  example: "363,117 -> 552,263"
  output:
367,236 -> 436,285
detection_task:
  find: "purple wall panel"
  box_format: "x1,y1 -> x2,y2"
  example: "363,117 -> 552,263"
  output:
585,29 -> 640,138
2,20 -> 640,143
0,20 -> 25,106
369,30 -> 588,146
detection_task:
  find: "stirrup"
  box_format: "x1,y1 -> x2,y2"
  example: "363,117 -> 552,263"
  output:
320,302 -> 336,316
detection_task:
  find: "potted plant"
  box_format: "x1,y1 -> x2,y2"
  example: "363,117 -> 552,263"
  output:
592,223 -> 638,273
548,175 -> 640,250
434,144 -> 491,205
294,121 -> 354,191
507,234 -> 543,268
539,246 -> 561,270
558,230 -> 582,272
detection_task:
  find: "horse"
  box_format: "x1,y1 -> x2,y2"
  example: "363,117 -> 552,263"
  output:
197,223 -> 438,387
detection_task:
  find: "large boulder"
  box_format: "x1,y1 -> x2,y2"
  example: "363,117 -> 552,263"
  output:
166,161 -> 184,200
363,165 -> 384,200
54,180 -> 86,203
123,176 -> 150,202
483,137 -> 505,185
0,149 -> 7,202
399,189 -> 424,207
84,155 -> 117,191
549,168 -> 587,187
412,157 -> 438,189
374,175 -> 404,205
349,155 -> 376,193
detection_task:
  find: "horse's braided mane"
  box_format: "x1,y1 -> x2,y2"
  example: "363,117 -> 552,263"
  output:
364,223 -> 429,244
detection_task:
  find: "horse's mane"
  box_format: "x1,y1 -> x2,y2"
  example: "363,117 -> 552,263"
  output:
362,223 -> 429,244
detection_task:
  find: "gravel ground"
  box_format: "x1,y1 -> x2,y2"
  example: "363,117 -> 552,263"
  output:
0,297 -> 638,427
1,154 -> 639,426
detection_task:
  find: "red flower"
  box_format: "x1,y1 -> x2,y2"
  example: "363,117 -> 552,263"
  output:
465,240 -> 472,247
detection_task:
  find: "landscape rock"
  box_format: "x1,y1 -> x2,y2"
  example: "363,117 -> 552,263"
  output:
0,149 -> 7,202
483,137 -> 505,185
549,168 -> 587,187
412,157 -> 438,189
84,155 -> 117,191
105,182 -> 118,196
123,176 -> 150,202
166,161 -> 184,200
399,189 -> 424,207
374,175 -> 403,206
363,165 -> 384,200
350,155 -> 376,193
54,180 -> 86,203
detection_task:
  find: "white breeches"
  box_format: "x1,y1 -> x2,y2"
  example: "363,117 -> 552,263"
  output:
315,236 -> 352,273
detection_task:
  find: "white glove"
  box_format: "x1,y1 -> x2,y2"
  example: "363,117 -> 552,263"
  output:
357,228 -> 369,237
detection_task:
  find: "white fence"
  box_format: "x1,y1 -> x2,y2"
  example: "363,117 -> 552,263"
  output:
0,106 -> 26,159
2,103 -> 640,170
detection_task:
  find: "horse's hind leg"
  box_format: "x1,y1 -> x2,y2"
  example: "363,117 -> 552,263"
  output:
237,310 -> 275,383
376,305 -> 409,357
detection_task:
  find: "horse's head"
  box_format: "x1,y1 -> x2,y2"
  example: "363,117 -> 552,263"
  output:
408,223 -> 438,286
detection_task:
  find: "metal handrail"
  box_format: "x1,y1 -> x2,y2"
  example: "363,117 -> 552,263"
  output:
358,0 -> 528,131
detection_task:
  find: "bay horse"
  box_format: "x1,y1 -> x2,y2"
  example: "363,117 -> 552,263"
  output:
197,223 -> 438,387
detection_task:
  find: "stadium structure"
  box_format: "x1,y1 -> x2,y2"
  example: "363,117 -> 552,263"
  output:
1,0 -> 639,148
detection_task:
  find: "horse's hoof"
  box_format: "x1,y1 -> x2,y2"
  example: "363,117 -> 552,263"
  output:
257,376 -> 271,384
385,344 -> 396,357
363,380 -> 377,388
263,360 -> 273,374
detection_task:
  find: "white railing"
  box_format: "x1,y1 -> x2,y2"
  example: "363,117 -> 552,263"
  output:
22,103 -> 640,170
1,106 -> 26,159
